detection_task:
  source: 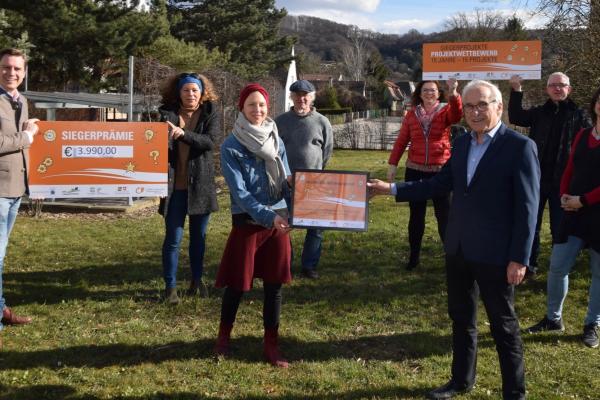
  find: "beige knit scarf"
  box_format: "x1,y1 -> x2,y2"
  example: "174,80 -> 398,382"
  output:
232,112 -> 286,197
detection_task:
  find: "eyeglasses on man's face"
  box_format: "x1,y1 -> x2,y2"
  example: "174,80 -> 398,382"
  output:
547,83 -> 570,89
464,100 -> 497,113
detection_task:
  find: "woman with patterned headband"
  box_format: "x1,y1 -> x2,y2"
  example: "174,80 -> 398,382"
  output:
158,72 -> 220,304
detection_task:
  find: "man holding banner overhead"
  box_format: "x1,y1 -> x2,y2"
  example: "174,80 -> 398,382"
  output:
369,80 -> 539,400
508,73 -> 591,276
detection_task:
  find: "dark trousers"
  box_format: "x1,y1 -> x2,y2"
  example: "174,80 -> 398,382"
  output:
405,167 -> 450,259
220,283 -> 282,328
529,184 -> 563,267
446,251 -> 525,400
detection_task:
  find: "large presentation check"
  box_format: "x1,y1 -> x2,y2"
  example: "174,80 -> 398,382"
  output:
291,170 -> 369,231
28,121 -> 168,198
422,40 -> 542,80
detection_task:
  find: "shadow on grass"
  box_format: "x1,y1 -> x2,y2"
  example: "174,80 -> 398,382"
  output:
4,261 -> 447,308
0,332 -> 449,371
521,332 -> 584,346
3,262 -> 163,305
0,383 -> 428,400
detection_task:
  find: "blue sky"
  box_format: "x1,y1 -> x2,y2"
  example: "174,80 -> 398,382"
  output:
275,0 -> 544,34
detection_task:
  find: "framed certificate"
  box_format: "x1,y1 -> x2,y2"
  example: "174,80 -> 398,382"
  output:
291,169 -> 369,231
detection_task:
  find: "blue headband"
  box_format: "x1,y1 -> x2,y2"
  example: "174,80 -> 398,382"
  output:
177,76 -> 203,93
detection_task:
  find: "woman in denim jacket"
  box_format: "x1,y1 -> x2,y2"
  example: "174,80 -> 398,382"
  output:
215,83 -> 292,368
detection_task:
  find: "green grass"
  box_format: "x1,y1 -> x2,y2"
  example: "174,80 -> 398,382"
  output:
0,150 -> 597,399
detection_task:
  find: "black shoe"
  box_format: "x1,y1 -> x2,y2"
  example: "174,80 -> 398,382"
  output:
427,380 -> 473,399
526,316 -> 565,334
582,323 -> 599,348
301,268 -> 319,279
186,279 -> 209,297
405,254 -> 419,271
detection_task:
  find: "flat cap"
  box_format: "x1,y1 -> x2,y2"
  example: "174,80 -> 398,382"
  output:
289,79 -> 315,93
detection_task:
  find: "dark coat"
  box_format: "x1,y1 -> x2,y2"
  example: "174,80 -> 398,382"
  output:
158,101 -> 220,217
508,91 -> 591,188
395,124 -> 540,267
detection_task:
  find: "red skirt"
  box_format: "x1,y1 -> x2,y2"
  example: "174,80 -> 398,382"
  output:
215,224 -> 291,291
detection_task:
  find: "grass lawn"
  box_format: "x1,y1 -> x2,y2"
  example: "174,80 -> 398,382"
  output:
0,149 -> 597,399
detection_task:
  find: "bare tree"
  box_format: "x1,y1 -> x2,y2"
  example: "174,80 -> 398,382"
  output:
529,0 -> 600,102
533,0 -> 594,23
341,26 -> 370,81
443,9 -> 506,41
134,57 -> 175,120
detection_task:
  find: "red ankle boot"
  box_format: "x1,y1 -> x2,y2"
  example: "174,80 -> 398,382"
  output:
214,322 -> 233,357
263,326 -> 289,368
2,307 -> 32,325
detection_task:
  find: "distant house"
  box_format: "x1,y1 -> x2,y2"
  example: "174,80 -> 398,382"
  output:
383,80 -> 415,114
299,73 -> 366,97
300,73 -> 342,85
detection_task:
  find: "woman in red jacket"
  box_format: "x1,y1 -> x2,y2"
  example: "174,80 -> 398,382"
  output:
387,79 -> 463,270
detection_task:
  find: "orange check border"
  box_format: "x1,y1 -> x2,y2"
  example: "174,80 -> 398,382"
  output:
28,121 -> 168,199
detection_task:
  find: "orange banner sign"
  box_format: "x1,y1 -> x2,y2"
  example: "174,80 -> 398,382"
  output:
291,170 -> 369,231
422,40 -> 542,80
29,121 -> 168,198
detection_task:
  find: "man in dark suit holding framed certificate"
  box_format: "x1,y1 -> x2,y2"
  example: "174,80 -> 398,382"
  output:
369,80 -> 540,400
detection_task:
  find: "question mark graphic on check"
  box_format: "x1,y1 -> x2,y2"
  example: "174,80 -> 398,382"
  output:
149,150 -> 160,164
145,129 -> 155,143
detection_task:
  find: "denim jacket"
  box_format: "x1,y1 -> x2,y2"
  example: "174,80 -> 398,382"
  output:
220,133 -> 291,228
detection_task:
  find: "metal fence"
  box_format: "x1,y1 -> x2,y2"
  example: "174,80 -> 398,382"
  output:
322,109 -> 389,125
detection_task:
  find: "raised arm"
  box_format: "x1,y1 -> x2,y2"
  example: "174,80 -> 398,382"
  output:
445,78 -> 463,125
507,75 -> 533,127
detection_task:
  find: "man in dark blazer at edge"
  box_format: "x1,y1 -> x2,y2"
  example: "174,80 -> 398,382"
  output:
368,80 -> 540,400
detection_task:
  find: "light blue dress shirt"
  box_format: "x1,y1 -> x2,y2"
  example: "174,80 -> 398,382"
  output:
466,121 -> 501,185
391,121 -> 502,194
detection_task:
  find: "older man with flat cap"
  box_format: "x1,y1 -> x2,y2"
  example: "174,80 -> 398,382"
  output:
275,79 -> 333,279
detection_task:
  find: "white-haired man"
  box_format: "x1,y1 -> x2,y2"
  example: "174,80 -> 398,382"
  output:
275,80 -> 333,279
509,72 -> 591,277
369,80 -> 540,399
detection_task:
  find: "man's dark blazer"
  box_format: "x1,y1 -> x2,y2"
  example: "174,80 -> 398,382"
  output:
395,123 -> 540,267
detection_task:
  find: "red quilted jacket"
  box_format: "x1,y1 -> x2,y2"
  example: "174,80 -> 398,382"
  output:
388,95 -> 463,166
